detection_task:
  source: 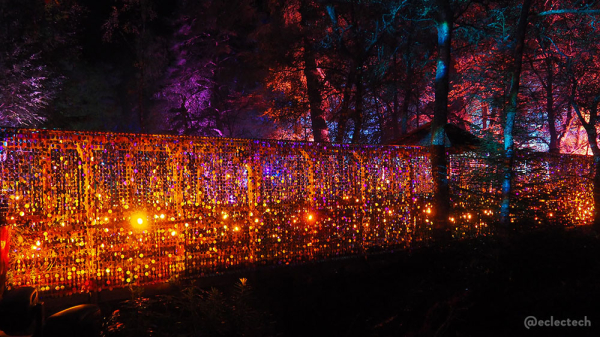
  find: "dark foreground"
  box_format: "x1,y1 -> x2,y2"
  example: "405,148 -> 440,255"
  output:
98,227 -> 600,337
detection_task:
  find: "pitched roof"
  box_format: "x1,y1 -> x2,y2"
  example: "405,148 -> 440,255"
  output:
389,122 -> 480,151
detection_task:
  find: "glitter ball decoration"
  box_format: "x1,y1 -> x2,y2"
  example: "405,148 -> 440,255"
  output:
0,129 -> 592,297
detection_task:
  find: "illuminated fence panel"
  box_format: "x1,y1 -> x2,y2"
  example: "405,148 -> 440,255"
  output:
512,152 -> 593,225
448,152 -> 594,229
1,128 -> 593,298
0,129 -> 431,297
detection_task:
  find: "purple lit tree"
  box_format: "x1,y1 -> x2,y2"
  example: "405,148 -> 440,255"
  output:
154,0 -> 270,138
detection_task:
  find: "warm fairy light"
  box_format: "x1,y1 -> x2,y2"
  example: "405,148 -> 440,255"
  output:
131,212 -> 148,230
0,128 -> 591,297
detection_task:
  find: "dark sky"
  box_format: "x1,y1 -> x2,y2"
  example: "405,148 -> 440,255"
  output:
78,0 -> 177,63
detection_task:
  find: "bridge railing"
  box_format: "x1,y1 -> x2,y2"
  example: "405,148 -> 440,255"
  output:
448,151 -> 593,228
0,129 -> 433,297
1,128 -> 593,297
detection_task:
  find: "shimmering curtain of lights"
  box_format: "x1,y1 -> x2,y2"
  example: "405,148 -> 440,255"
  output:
0,129 -> 432,297
448,151 -> 593,234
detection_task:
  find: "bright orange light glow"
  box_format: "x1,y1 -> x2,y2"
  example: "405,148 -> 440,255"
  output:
131,212 -> 148,230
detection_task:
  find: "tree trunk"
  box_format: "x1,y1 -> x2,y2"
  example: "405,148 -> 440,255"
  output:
400,71 -> 412,136
482,104 -> 488,130
592,154 -> 600,231
392,53 -> 400,138
303,38 -> 330,142
500,0 -> 532,226
351,71 -> 364,144
546,57 -> 559,153
300,3 -> 330,143
430,0 -> 452,239
337,69 -> 355,142
415,87 -> 421,128
582,121 -> 600,229
581,101 -> 600,230
400,34 -> 413,136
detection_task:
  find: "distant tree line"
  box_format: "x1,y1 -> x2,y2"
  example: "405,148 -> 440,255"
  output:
2,0 -> 600,231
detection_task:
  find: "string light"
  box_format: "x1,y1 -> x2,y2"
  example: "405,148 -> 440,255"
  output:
0,128 -> 592,297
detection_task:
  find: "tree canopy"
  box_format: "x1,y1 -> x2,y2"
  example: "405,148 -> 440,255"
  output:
3,0 -> 600,229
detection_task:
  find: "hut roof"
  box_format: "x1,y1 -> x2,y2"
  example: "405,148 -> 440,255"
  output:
389,122 -> 480,152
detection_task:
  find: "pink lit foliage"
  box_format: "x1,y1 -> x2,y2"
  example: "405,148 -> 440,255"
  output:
0,50 -> 60,127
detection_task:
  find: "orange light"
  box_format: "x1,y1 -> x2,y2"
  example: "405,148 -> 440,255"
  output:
131,211 -> 148,230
